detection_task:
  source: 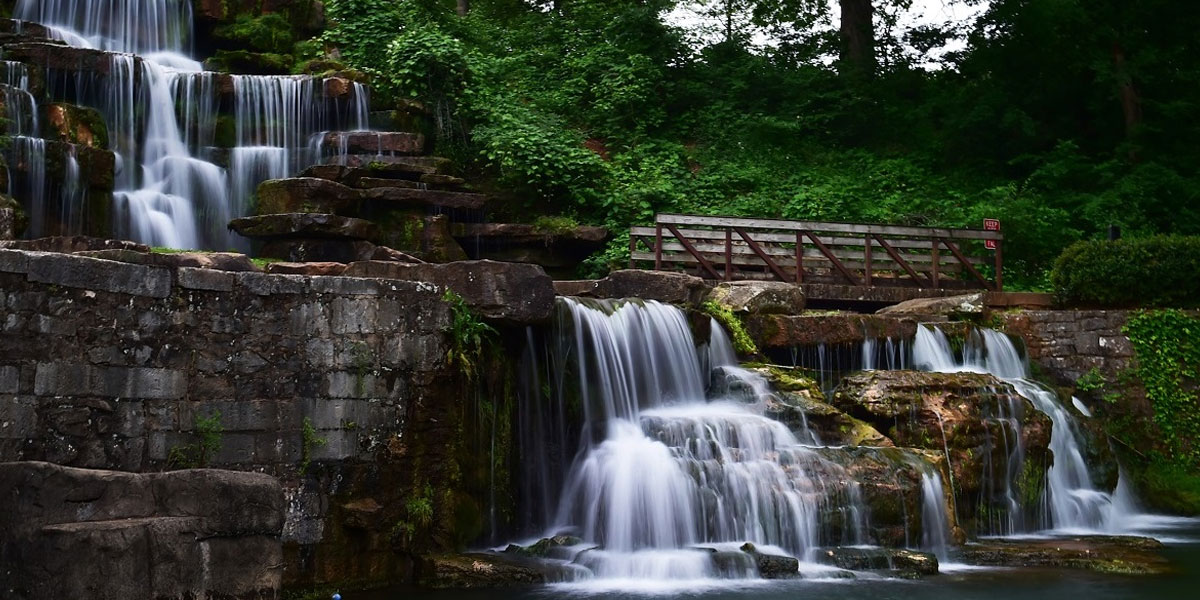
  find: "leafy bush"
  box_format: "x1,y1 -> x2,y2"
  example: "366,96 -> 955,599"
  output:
1124,310 -> 1200,468
214,14 -> 295,55
1051,236 -> 1200,308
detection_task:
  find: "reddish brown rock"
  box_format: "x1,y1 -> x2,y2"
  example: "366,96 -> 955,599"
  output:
264,262 -> 348,276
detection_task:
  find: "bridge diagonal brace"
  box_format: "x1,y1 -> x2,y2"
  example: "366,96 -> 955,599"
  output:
872,234 -> 932,287
941,240 -> 992,289
734,227 -> 789,282
664,224 -> 722,279
805,232 -> 861,286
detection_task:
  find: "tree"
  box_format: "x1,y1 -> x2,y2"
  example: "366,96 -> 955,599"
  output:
457,0 -> 470,16
838,0 -> 875,74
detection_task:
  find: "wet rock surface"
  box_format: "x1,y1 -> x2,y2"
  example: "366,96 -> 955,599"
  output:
747,313 -> 917,348
958,535 -> 1170,574
415,553 -> 555,588
575,269 -> 710,306
820,547 -> 940,577
230,213 -> 381,240
451,222 -> 609,276
76,249 -> 259,271
876,292 -> 985,320
740,542 -> 801,578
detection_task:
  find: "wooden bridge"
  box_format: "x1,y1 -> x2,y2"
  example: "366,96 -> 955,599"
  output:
630,214 -> 1004,304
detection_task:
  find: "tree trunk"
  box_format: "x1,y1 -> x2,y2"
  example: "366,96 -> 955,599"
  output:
839,0 -> 876,76
457,0 -> 470,17
1111,43 -> 1142,141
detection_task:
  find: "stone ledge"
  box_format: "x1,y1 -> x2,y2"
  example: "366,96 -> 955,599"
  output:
33,362 -> 187,400
26,252 -> 172,298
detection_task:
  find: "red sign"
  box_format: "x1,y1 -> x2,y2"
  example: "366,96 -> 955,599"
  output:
984,218 -> 1000,250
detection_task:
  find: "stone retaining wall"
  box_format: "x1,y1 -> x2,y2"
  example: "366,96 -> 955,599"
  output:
0,248 -> 495,590
998,309 -> 1136,385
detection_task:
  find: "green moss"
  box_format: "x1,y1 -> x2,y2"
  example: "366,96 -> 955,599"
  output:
532,215 -> 579,235
1134,459 -> 1200,515
214,13 -> 296,54
701,301 -> 759,356
206,50 -> 295,75
1124,310 -> 1200,467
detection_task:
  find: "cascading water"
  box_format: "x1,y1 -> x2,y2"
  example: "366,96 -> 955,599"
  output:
11,0 -> 371,248
521,298 -> 871,582
911,325 -> 1135,533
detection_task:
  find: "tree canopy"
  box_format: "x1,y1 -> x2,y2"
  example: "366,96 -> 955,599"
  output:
319,0 -> 1200,287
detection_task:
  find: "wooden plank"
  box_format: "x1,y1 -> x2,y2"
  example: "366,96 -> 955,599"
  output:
735,227 -> 789,282
931,239 -> 940,288
633,226 -> 992,250
873,234 -> 932,286
628,233 -> 636,269
632,252 -> 970,274
942,240 -> 990,289
864,234 -> 872,286
656,213 -> 1003,241
805,232 -> 860,285
795,231 -> 803,284
724,228 -> 732,281
654,224 -> 662,270
663,224 -> 720,279
653,240 -> 985,266
994,240 -> 1003,292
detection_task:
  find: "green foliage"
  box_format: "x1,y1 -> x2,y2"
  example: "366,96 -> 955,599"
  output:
214,13 -> 295,54
168,410 -> 223,469
1124,310 -> 1200,467
1134,459 -> 1200,516
1052,236 -> 1200,308
532,215 -> 579,235
392,484 -> 436,544
701,301 -> 759,356
443,290 -> 497,376
300,417 -> 328,476
1075,368 -> 1107,393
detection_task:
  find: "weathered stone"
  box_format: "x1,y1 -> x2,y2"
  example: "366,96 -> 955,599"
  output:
820,547 -> 939,576
749,365 -> 892,447
176,267 -> 236,291
451,222 -> 610,275
553,280 -> 597,297
0,461 -> 284,599
26,252 -> 171,297
266,261 -> 348,276
415,553 -> 550,588
371,245 -> 425,263
2,42 -> 127,75
76,249 -> 258,271
588,269 -> 709,306
319,131 -> 425,155
259,238 -> 378,264
706,281 -> 806,315
363,186 -> 487,210
958,535 -> 1169,574
0,236 -> 149,253
0,194 -> 27,240
739,542 -> 800,578
747,313 -> 916,348
255,178 -> 360,215
230,213 -> 379,240
342,260 -> 554,324
876,293 -> 985,320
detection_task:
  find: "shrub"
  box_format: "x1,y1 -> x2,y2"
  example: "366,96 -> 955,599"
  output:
1050,236 -> 1200,308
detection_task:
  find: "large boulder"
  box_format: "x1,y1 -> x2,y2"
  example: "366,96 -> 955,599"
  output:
75,249 -> 258,271
587,270 -> 709,306
820,547 -> 939,577
0,461 -> 284,600
958,535 -> 1169,574
255,177 -> 360,214
833,371 -> 1053,536
746,365 -> 891,447
876,293 -> 985,321
415,552 -> 574,588
706,281 -> 806,315
317,131 -> 425,155
739,542 -> 800,579
450,222 -> 609,276
0,236 -> 149,253
342,260 -> 555,325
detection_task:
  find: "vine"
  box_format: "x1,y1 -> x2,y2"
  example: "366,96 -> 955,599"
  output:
443,290 -> 497,377
1124,310 -> 1200,467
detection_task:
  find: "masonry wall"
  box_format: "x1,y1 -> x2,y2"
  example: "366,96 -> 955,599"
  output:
0,248 -> 468,587
998,309 -> 1136,385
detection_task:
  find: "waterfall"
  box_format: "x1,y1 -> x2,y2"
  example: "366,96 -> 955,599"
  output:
522,298 -> 869,581
912,325 -> 1132,533
13,0 -> 371,249
920,471 -> 951,561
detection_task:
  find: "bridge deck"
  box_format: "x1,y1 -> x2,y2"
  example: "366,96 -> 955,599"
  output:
630,213 -> 1004,295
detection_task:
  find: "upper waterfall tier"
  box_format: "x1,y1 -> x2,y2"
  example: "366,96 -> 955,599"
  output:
15,0 -> 193,56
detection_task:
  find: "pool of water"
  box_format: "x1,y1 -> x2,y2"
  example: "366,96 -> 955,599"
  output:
355,520 -> 1200,600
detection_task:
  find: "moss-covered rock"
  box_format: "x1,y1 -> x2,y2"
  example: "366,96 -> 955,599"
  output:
820,546 -> 940,577
205,49 -> 295,75
958,535 -> 1170,574
45,103 -> 109,149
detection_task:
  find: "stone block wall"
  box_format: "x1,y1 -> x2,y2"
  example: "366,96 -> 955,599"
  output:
0,248 -> 474,589
998,309 -> 1136,385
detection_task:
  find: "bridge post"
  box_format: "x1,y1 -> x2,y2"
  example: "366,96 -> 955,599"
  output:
931,239 -> 940,288
795,231 -> 804,284
724,228 -> 732,281
864,235 -> 873,286
995,240 -> 1003,291
654,223 -> 662,271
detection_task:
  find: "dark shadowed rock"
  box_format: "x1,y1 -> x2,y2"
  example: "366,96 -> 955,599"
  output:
0,194 -> 27,240
957,535 -> 1170,574
363,186 -> 487,210
415,553 -> 555,588
319,131 -> 426,155
342,260 -> 555,324
0,461 -> 284,599
706,281 -> 806,315
76,249 -> 258,271
0,236 -> 149,254
259,238 -> 378,263
264,261 -> 348,276
876,293 -> 985,320
746,313 -> 916,348
230,213 -> 379,240
255,177 -> 360,214
372,245 -> 425,263
739,542 -> 800,578
821,547 -> 939,577
451,222 -> 609,275
589,270 -> 709,306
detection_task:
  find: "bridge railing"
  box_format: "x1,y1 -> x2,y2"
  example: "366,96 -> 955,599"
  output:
629,213 -> 1004,290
